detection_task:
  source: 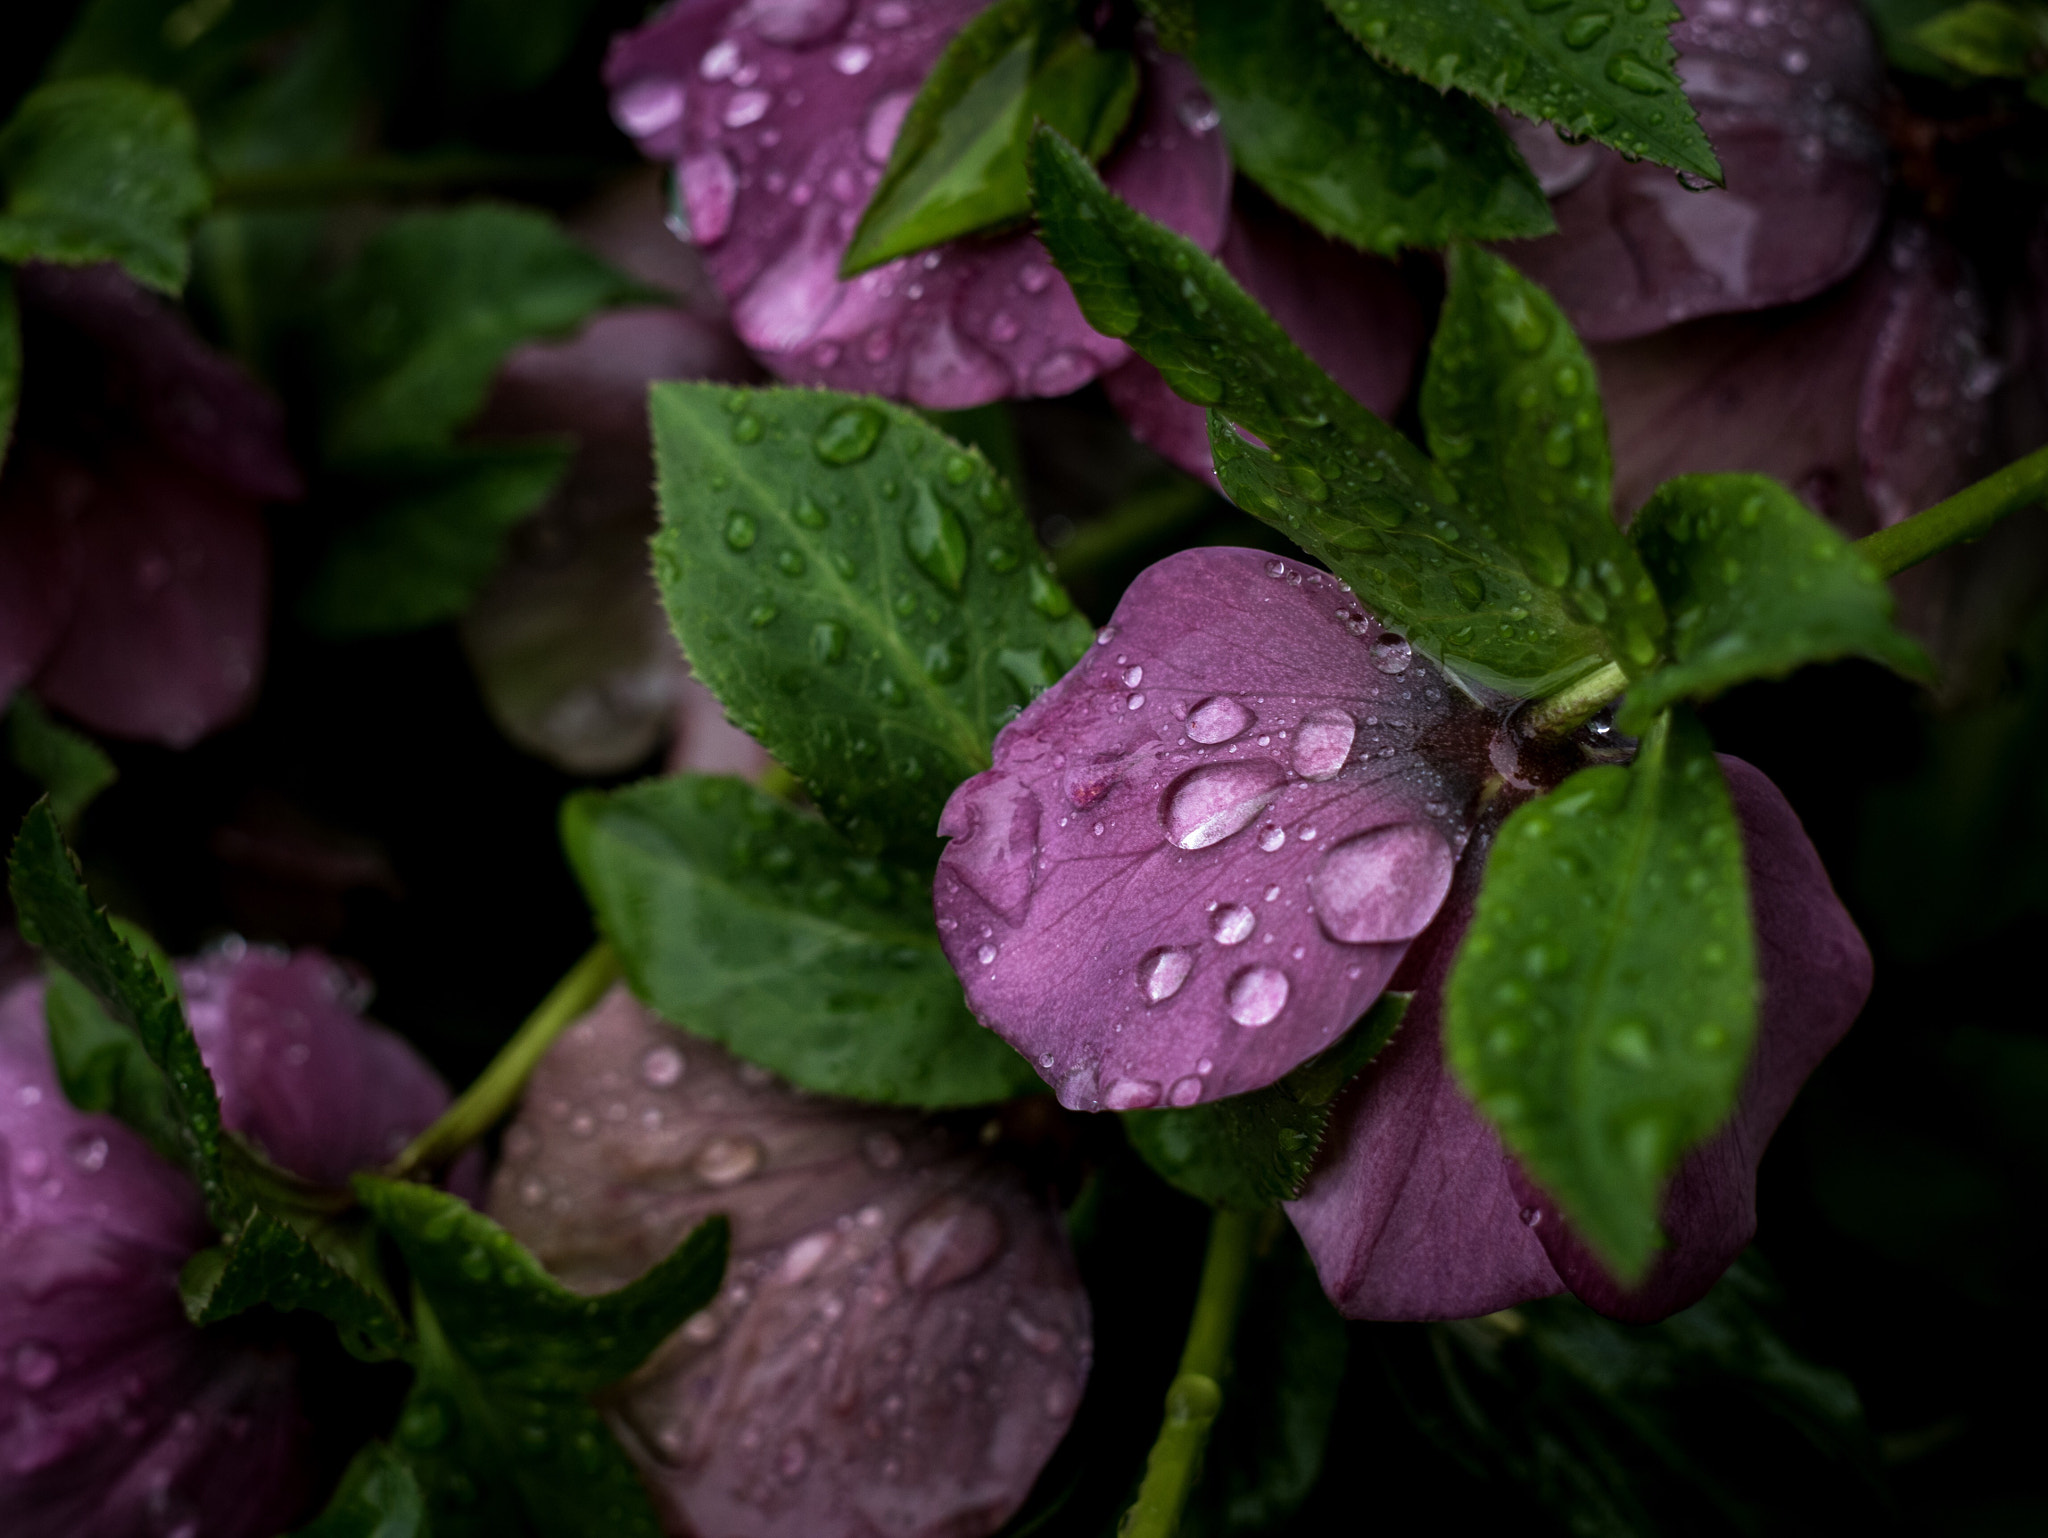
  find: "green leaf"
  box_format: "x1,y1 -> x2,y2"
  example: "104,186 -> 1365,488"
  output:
1911,0 -> 2048,75
1421,244 -> 1665,674
1123,993 -> 1408,1210
6,696 -> 118,829
0,266 -> 18,470
1444,709 -> 1756,1280
842,0 -> 1138,275
179,1209 -> 409,1359
1619,474 -> 1931,730
1861,0 -> 1982,77
1320,0 -> 1721,183
43,962 -> 178,1158
1027,128 -> 1615,695
296,1442 -> 427,1538
1190,0 -> 1553,255
1138,0 -> 1200,51
301,443 -> 574,637
356,1177 -> 728,1538
649,383 -> 1092,858
563,775 -> 1042,1106
319,203 -> 650,462
0,76 -> 210,293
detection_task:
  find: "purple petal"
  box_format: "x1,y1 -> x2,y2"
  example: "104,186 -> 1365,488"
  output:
605,3 -> 1230,405
30,449 -> 267,748
0,451 -> 83,702
16,263 -> 302,502
485,985 -> 1089,1538
180,946 -> 453,1188
0,980 -> 310,1538
1500,0 -> 1886,342
1103,195 -> 1426,480
935,548 -> 1488,1110
1597,221 -> 1994,530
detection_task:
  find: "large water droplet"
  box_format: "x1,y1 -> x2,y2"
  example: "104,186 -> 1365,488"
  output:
750,0 -> 850,45
1292,709 -> 1356,781
1310,823 -> 1455,944
694,1135 -> 765,1186
1163,761 -> 1287,850
1370,634 -> 1412,674
1210,903 -> 1255,945
1186,695 -> 1252,744
814,404 -> 887,465
1226,966 -> 1290,1027
1562,12 -> 1612,47
897,1194 -> 1004,1290
1167,1074 -> 1204,1107
905,484 -> 969,593
1103,1078 -> 1162,1110
1137,946 -> 1195,1003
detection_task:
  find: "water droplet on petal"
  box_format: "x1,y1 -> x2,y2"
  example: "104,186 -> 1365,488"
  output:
638,1047 -> 684,1088
694,1135 -> 765,1186
1167,1074 -> 1204,1107
1292,709 -> 1356,781
1210,903 -> 1255,945
1137,947 -> 1195,1003
832,42 -> 872,74
1370,634 -> 1412,674
1258,824 -> 1286,852
1186,695 -> 1252,744
1226,967 -> 1290,1027
897,1195 -> 1004,1290
1310,824 -> 1455,944
1163,761 -> 1287,850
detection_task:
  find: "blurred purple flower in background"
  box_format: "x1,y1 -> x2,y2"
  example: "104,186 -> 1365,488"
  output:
1,946 -> 457,1538
487,985 -> 1090,1538
0,264 -> 302,749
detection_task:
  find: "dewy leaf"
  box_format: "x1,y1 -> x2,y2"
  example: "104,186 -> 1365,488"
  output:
296,1441 -> 426,1538
180,1209 -> 409,1360
1123,993 -> 1408,1211
6,695 -> 118,829
1320,0 -> 1721,184
1026,128 -> 1617,695
649,383 -> 1092,858
1190,0 -> 1554,255
301,443 -> 574,637
356,1177 -> 728,1538
1911,1 -> 2048,76
43,962 -> 177,1162
0,76 -> 210,293
842,0 -> 1140,276
1421,244 -> 1666,675
1444,710 -> 1757,1281
1620,474 -> 1931,730
319,203 -> 652,462
563,775 -> 1042,1107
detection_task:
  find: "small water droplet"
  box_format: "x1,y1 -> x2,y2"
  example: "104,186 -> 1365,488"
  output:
65,1132 -> 108,1172
1121,665 -> 1143,688
1186,695 -> 1252,744
814,404 -> 887,465
1258,825 -> 1286,852
1226,966 -> 1290,1027
812,620 -> 847,662
977,943 -> 998,966
905,484 -> 969,593
640,1046 -> 685,1088
731,412 -> 764,444
724,511 -> 758,550
694,1135 -> 765,1186
1126,692 -> 1146,711
1292,708 -> 1355,781
1562,12 -> 1612,47
1163,761 -> 1287,850
1370,634 -> 1412,674
1210,903 -> 1256,945
1167,1074 -> 1204,1106
1137,947 -> 1195,1003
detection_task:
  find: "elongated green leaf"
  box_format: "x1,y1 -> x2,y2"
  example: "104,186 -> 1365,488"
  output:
843,0 -> 1138,275
1912,1 -> 2047,75
1422,244 -> 1665,674
1320,0 -> 1720,183
6,696 -> 118,830
301,443 -> 573,636
1445,710 -> 1755,1279
43,963 -> 177,1161
1620,474 -> 1931,730
1191,0 -> 1553,254
650,383 -> 1092,858
319,204 -> 650,461
1123,994 -> 1407,1210
0,76 -> 210,292
564,775 -> 1041,1106
1027,128 -> 1615,695
180,1209 -> 408,1359
358,1178 -> 728,1538
296,1442 -> 427,1538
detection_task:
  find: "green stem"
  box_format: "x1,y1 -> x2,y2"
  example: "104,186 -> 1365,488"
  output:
211,154 -> 609,208
1117,1208 -> 1261,1538
1521,659 -> 1628,738
388,942 -> 620,1177
1855,442 -> 2048,578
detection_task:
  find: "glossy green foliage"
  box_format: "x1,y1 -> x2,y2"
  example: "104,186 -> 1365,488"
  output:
1423,244 -> 1664,675
1190,0 -> 1553,254
358,1178 -> 728,1538
43,963 -> 177,1161
297,1443 -> 427,1538
843,0 -> 1138,274
1621,474 -> 1930,729
1122,994 -> 1407,1210
649,383 -> 1092,858
6,696 -> 117,830
318,203 -> 648,462
1029,128 -> 1618,695
1320,0 -> 1721,182
301,443 -> 574,637
0,76 -> 210,292
563,775 -> 1042,1106
180,1210 -> 407,1359
1445,711 -> 1756,1279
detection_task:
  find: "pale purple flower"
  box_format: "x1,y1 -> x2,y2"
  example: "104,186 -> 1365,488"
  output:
486,984 -> 1089,1538
0,264 -> 301,748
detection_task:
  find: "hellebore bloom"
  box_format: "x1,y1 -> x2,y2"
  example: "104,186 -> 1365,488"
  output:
934,547 -> 1870,1320
486,985 -> 1090,1538
1,945 -> 459,1536
0,263 -> 302,748
603,0 -> 1231,407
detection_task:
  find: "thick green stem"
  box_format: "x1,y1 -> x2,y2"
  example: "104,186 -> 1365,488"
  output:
1117,1208 -> 1261,1538
1521,659 -> 1629,738
1855,442 -> 2048,578
211,154 -> 606,207
388,942 -> 620,1177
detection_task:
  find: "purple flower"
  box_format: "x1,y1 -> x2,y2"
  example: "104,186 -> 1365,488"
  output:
603,0 -> 1230,408
1,946 -> 457,1535
935,547 -> 1869,1320
0,264 -> 301,748
486,985 -> 1090,1538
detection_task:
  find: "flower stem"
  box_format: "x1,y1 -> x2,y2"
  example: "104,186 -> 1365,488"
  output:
1116,1208 -> 1262,1538
388,942 -> 620,1178
1855,442 -> 2048,579
1521,660 -> 1629,738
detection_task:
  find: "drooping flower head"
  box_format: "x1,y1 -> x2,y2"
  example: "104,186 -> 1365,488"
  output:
1,946 -> 457,1537
486,985 -> 1090,1538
